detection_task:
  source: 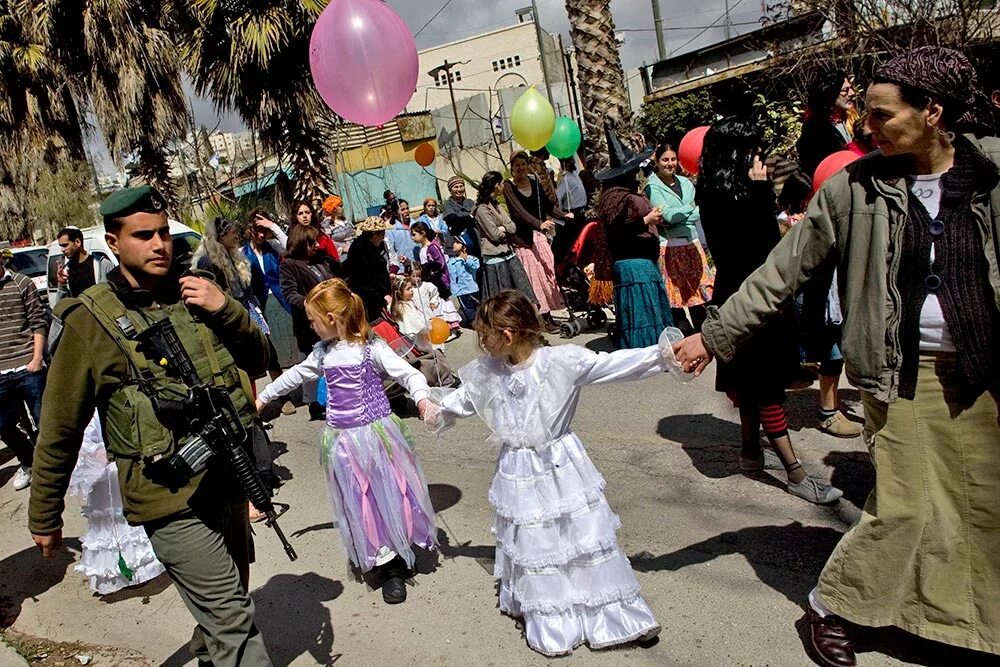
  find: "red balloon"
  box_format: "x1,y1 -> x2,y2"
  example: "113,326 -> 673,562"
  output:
812,151 -> 859,193
414,142 -> 436,167
677,126 -> 710,175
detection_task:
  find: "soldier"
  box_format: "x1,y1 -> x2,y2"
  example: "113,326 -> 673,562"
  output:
29,186 -> 273,666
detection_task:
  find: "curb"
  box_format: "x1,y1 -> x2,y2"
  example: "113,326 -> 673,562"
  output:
0,636 -> 29,666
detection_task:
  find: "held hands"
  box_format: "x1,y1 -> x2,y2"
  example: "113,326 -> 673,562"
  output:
32,530 -> 63,559
672,334 -> 714,377
417,399 -> 431,419
180,275 -> 226,314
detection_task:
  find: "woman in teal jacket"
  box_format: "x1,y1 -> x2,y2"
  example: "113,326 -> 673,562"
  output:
644,144 -> 714,335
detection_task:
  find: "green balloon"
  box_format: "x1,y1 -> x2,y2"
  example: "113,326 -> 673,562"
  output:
546,116 -> 582,159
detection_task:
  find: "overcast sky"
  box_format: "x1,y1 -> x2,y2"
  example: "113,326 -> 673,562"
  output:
91,0 -> 763,175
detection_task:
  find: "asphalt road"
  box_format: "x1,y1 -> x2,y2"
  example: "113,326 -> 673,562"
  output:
0,330 -> 991,666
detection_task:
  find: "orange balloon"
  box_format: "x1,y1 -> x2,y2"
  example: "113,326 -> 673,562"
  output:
414,142 -> 436,167
429,317 -> 450,344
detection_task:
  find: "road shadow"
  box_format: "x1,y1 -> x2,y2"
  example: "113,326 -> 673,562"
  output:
162,572 -> 345,667
656,414 -> 785,491
0,538 -> 81,628
436,528 -> 494,575
783,387 -> 863,434
98,571 -> 172,604
824,451 -> 874,509
584,336 -> 615,353
0,464 -> 16,488
268,439 -> 294,485
793,612 -> 999,667
631,522 -> 842,605
428,483 -> 462,513
291,522 -> 336,538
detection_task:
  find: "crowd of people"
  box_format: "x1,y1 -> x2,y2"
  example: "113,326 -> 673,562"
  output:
0,43 -> 996,667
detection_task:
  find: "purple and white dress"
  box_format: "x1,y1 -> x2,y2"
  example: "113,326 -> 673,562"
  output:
259,338 -> 437,571
434,344 -> 668,656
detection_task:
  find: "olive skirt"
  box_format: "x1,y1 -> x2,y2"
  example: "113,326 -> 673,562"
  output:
817,354 -> 1000,655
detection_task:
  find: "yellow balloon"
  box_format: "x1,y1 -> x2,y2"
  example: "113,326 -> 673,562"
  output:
510,87 -> 556,151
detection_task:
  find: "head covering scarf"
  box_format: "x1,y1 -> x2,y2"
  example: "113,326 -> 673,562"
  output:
874,46 -> 988,128
322,195 -> 342,215
447,176 -> 464,191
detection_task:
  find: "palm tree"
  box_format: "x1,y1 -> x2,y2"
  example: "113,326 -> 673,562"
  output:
0,0 -> 87,239
167,0 -> 335,205
564,0 -> 631,166
42,0 -> 189,206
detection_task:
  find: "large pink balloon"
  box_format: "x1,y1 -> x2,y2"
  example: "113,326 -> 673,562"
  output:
310,0 -> 419,127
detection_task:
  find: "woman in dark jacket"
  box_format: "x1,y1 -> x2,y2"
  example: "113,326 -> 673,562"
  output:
795,70 -> 856,178
343,216 -> 393,323
697,118 -> 840,505
279,223 -> 340,419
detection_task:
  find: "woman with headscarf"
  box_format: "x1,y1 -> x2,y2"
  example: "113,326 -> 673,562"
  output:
343,216 -> 394,323
675,47 -> 1000,665
503,151 -> 569,332
594,129 -> 673,349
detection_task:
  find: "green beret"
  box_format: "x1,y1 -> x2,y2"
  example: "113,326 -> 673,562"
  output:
99,185 -> 167,218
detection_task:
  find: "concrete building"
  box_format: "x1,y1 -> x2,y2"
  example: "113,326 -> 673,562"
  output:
409,10 -> 572,118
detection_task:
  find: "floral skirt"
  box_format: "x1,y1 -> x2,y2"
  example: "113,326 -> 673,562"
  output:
491,434 -> 659,656
321,416 -> 437,572
515,232 -> 564,314
661,241 -> 714,308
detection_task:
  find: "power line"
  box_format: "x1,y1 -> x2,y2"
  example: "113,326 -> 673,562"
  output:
413,0 -> 456,39
618,20 -> 759,33
668,0 -> 749,57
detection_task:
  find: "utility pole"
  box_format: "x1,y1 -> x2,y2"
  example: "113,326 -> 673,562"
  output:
427,60 -> 467,149
723,0 -> 732,41
530,0 -> 555,108
651,0 -> 666,61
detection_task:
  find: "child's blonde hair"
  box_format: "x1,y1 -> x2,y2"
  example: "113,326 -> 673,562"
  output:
390,275 -> 413,322
474,290 -> 544,352
304,278 -> 370,343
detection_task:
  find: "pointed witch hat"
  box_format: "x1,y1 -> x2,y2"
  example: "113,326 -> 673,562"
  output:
595,125 -> 653,181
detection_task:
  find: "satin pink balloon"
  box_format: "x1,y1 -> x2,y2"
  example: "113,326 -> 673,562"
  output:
310,0 -> 419,127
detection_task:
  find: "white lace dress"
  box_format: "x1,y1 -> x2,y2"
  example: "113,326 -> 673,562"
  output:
436,343 -> 669,656
68,414 -> 165,595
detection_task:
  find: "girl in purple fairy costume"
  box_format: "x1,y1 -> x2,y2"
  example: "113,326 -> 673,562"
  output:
257,278 -> 437,604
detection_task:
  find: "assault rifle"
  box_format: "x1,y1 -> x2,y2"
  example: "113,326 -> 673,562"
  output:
135,317 -> 298,561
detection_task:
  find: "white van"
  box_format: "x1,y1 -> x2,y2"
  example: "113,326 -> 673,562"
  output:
46,219 -> 202,306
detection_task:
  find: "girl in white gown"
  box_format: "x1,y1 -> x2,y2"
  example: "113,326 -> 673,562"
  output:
68,414 -> 165,595
430,290 -> 673,656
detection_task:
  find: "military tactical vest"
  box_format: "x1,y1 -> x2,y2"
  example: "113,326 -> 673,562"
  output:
57,282 -> 255,461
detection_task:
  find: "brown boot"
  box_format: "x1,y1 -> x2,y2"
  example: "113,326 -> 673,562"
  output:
808,608 -> 856,667
818,411 -> 863,438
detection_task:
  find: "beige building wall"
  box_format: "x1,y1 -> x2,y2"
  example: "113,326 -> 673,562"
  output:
410,22 -> 559,113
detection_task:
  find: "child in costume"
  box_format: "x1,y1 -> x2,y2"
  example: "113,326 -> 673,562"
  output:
428,290 -> 674,656
256,278 -> 437,604
407,263 -> 461,335
68,414 -> 165,595
390,276 -> 457,388
446,232 -> 481,326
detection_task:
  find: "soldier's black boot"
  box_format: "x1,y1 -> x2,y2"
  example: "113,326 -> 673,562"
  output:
381,556 -> 408,604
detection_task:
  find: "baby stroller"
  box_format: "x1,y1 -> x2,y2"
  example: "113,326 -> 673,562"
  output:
554,221 -> 611,338
370,309 -> 456,407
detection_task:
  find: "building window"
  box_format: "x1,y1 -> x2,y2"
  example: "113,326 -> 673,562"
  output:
492,61 -> 499,72
514,55 -> 521,66
454,71 -> 461,82
507,57 -> 514,68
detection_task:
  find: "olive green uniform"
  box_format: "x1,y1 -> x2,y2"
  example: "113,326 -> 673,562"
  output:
29,269 -> 273,667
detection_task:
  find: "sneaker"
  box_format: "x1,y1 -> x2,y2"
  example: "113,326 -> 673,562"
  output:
12,466 -> 31,491
281,401 -> 296,416
739,448 -> 783,472
788,475 -> 843,504
818,411 -> 863,438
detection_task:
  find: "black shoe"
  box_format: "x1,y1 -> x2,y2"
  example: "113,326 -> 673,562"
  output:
381,557 -> 408,604
308,402 -> 325,421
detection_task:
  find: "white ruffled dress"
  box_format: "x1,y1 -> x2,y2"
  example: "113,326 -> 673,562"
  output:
68,414 -> 165,595
437,344 -> 668,656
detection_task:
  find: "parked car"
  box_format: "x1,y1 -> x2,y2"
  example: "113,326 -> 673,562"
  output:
8,246 -> 49,294
46,220 -> 201,306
